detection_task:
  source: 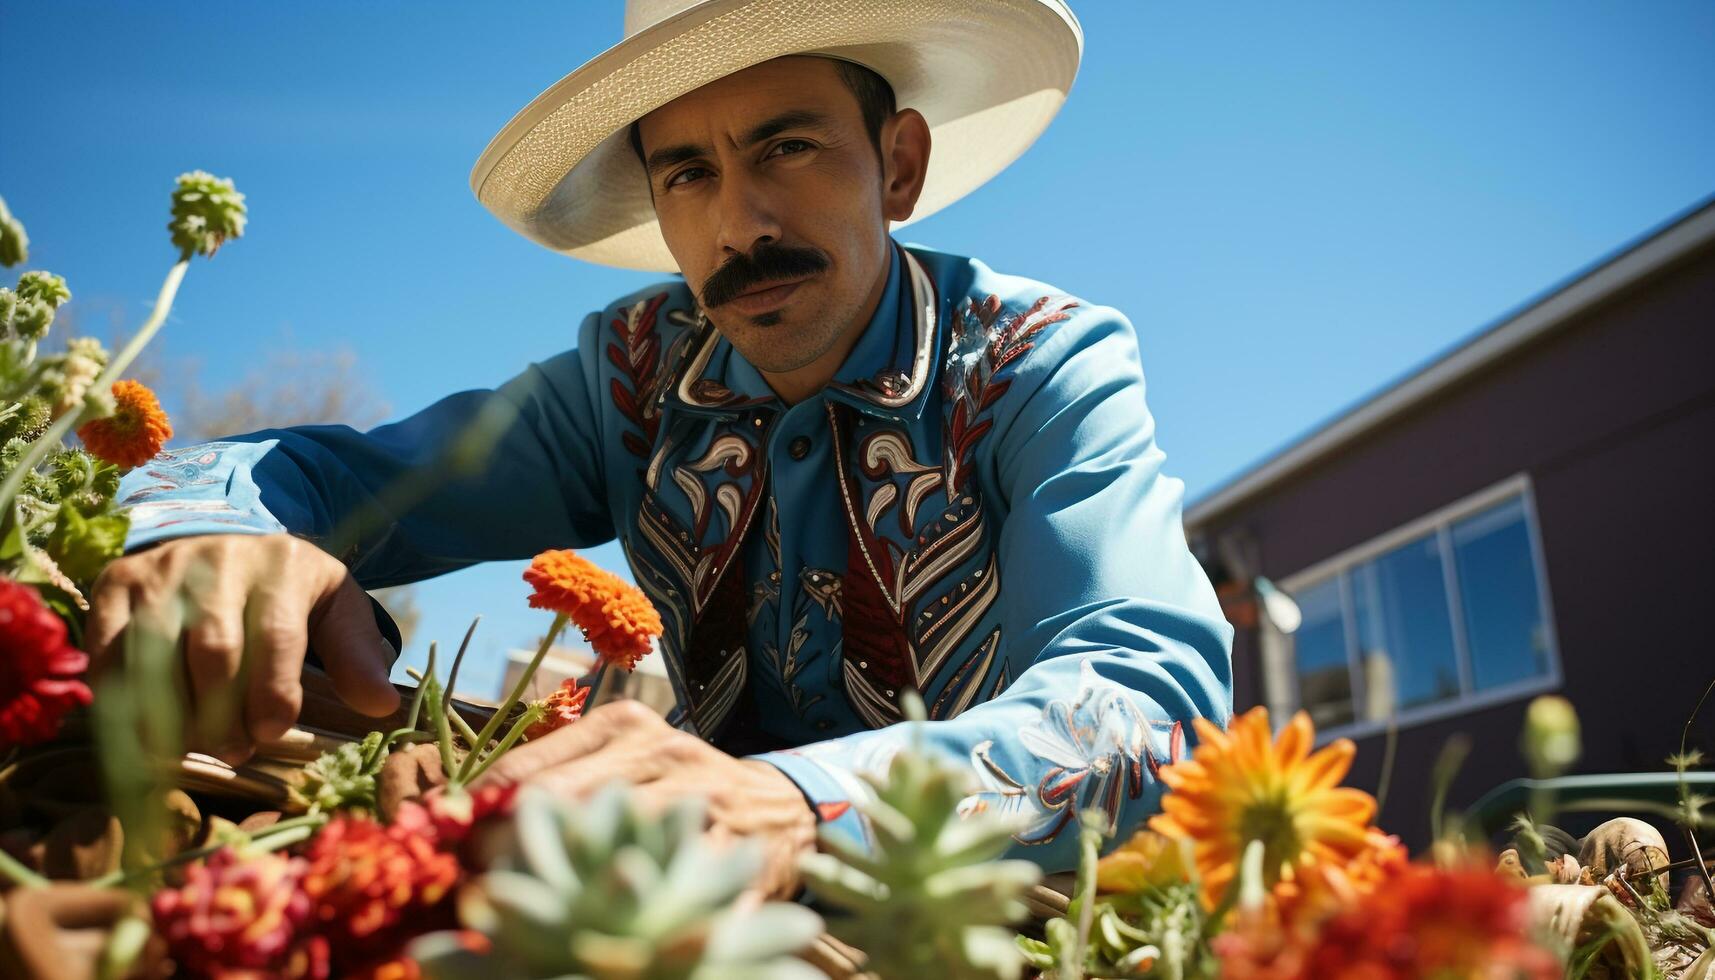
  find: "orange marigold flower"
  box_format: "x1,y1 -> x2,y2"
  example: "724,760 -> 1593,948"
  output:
1215,861 -> 1561,980
1149,706 -> 1378,909
301,813 -> 459,964
76,379 -> 172,468
524,549 -> 662,670
525,677 -> 589,740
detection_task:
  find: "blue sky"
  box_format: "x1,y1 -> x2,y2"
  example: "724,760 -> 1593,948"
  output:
3,1 -> 1712,698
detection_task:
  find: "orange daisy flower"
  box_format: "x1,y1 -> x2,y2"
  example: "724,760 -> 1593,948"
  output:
524,550 -> 662,670
1148,706 -> 1378,908
1096,828 -> 1193,894
76,379 -> 172,468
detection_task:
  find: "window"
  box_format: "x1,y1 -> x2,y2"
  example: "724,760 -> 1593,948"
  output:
1268,477 -> 1559,737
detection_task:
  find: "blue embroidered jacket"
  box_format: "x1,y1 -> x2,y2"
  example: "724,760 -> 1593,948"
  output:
116,241 -> 1234,871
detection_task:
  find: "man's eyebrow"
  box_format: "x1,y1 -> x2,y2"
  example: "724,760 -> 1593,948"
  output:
643,109 -> 836,178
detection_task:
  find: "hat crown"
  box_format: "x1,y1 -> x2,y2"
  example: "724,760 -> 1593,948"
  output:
623,0 -> 704,39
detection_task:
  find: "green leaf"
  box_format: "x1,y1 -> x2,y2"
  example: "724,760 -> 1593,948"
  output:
44,502 -> 128,585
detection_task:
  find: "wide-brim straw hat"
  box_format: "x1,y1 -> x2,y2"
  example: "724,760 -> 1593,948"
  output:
470,0 -> 1083,272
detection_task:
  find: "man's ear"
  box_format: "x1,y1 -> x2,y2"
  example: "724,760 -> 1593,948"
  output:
880,108 -> 931,223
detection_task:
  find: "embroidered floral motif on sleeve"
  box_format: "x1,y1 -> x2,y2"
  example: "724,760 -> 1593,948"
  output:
942,293 -> 1078,494
957,659 -> 1164,844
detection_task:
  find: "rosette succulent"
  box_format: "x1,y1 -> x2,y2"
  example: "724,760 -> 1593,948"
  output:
797,727 -> 1043,980
411,786 -> 824,980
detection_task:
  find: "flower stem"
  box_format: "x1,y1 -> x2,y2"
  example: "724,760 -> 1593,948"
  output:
464,703 -> 547,784
0,258 -> 187,514
456,612 -> 567,784
87,812 -> 327,889
0,841 -> 48,888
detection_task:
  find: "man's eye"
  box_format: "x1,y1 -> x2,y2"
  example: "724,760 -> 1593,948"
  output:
768,139 -> 813,157
666,166 -> 709,188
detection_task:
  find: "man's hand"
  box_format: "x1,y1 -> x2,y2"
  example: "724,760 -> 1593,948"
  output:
85,533 -> 401,762
474,700 -> 818,898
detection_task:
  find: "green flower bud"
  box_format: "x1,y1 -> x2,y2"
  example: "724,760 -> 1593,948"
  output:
0,196 -> 28,268
82,383 -> 117,420
3,395 -> 53,444
0,287 -> 16,331
49,448 -> 97,496
15,270 -> 70,309
65,335 -> 109,366
169,170 -> 247,258
90,461 -> 121,500
1522,695 -> 1581,776
14,298 -> 53,340
0,437 -> 27,468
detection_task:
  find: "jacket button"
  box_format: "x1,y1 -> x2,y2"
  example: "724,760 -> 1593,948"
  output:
788,436 -> 811,460
814,719 -> 834,732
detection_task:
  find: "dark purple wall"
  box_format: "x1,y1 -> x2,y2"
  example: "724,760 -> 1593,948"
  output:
1196,242 -> 1715,848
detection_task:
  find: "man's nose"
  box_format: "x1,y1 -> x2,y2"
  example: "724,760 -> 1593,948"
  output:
713,172 -> 783,257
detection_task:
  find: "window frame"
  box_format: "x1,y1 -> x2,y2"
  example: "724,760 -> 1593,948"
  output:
1262,474 -> 1563,743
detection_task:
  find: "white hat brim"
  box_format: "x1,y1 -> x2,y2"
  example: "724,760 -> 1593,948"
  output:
470,0 -> 1083,272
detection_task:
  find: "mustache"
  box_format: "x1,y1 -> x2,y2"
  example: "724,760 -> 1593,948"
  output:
699,242 -> 830,309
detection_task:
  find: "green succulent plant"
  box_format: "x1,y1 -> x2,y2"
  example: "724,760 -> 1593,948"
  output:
290,730 -> 386,813
797,703 -> 1043,980
411,785 -> 824,980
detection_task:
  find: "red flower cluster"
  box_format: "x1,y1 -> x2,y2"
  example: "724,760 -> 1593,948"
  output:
300,812 -> 461,963
151,849 -> 317,978
525,677 -> 589,740
1216,862 -> 1561,979
524,549 -> 662,670
0,576 -> 93,748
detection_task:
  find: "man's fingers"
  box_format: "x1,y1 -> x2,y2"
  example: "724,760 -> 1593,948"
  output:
473,699 -> 655,788
83,571 -> 132,670
308,572 -> 400,718
244,586 -> 311,745
523,745 -> 664,803
183,588 -> 248,757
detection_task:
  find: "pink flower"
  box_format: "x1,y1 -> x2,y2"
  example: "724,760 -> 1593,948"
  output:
151,848 -> 318,978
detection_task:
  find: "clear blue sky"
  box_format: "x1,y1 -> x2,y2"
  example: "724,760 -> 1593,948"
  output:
4,1 -> 1711,698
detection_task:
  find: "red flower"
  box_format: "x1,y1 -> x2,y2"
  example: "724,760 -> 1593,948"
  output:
151,848 -> 318,978
1216,861 -> 1562,980
76,379 -> 173,469
524,549 -> 662,670
301,813 -> 460,963
393,782 -> 520,855
0,576 -> 93,748
525,677 -> 589,740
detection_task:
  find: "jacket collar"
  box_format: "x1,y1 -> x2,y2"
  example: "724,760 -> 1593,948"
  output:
663,242 -> 940,424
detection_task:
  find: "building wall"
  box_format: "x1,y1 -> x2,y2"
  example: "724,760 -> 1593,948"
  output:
1195,243 -> 1715,847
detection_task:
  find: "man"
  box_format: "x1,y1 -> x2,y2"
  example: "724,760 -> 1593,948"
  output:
88,0 -> 1232,889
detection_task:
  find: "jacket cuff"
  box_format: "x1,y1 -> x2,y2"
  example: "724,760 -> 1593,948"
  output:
749,749 -> 870,850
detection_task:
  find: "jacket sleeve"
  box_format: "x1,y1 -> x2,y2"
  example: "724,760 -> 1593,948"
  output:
115,311 -> 615,589
754,304 -> 1234,873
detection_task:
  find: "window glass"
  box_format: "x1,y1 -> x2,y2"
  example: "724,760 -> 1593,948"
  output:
1290,577 -> 1353,728
1453,497 -> 1550,690
1350,533 -> 1460,712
